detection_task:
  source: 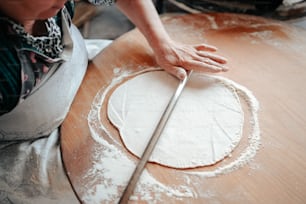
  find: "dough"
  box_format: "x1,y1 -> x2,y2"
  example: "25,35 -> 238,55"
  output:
107,71 -> 244,168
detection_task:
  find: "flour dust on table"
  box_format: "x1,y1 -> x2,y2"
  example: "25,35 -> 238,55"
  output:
86,68 -> 260,203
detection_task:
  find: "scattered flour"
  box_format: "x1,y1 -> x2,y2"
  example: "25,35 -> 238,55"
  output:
107,71 -> 244,168
85,67 -> 260,203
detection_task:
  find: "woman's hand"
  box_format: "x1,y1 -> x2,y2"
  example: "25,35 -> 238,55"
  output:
153,40 -> 228,80
116,0 -> 228,79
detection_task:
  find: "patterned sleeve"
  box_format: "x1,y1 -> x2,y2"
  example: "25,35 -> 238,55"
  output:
87,0 -> 116,6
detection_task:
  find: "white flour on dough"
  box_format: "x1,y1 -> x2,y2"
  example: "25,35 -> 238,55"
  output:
86,68 -> 260,203
107,71 -> 244,168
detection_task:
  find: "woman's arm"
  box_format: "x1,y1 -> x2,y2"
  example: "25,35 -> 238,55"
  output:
115,0 -> 228,79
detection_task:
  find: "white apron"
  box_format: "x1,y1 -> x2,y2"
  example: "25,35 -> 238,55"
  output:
0,10 -> 87,140
0,9 -> 87,203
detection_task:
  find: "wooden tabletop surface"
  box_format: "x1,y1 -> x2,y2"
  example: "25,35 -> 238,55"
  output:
61,13 -> 306,204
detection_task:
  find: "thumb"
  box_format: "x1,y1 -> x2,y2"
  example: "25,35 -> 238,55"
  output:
164,66 -> 187,80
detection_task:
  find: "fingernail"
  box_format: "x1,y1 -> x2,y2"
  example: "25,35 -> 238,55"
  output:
222,66 -> 229,71
177,69 -> 187,80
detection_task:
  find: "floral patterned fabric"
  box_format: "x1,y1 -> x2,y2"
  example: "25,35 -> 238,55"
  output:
0,5 -> 70,115
0,0 -> 115,115
7,18 -> 63,59
87,0 -> 116,6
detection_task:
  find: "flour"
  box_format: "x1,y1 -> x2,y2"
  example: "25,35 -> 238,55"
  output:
107,71 -> 244,168
86,76 -> 195,203
86,67 -> 260,203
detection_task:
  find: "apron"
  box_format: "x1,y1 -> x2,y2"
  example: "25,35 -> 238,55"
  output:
0,8 -> 87,203
0,10 -> 87,141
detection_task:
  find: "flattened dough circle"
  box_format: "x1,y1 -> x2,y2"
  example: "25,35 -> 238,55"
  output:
107,71 -> 244,168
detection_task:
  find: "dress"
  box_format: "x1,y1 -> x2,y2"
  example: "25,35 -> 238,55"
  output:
0,0 -> 115,203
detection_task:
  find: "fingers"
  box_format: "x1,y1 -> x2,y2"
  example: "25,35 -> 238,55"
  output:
197,51 -> 227,64
184,49 -> 228,72
192,44 -> 228,72
165,57 -> 228,80
162,51 -> 228,79
184,60 -> 228,73
194,44 -> 217,52
201,58 -> 229,71
194,43 -> 228,64
156,42 -> 229,79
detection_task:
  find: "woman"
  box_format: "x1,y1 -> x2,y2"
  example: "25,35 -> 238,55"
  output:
0,0 -> 228,203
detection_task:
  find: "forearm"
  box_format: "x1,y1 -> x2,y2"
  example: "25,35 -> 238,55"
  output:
115,0 -> 228,79
115,0 -> 171,52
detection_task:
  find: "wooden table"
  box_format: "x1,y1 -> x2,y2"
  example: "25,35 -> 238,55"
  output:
61,13 -> 306,203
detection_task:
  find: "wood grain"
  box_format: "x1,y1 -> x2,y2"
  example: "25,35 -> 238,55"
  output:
61,13 -> 306,204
